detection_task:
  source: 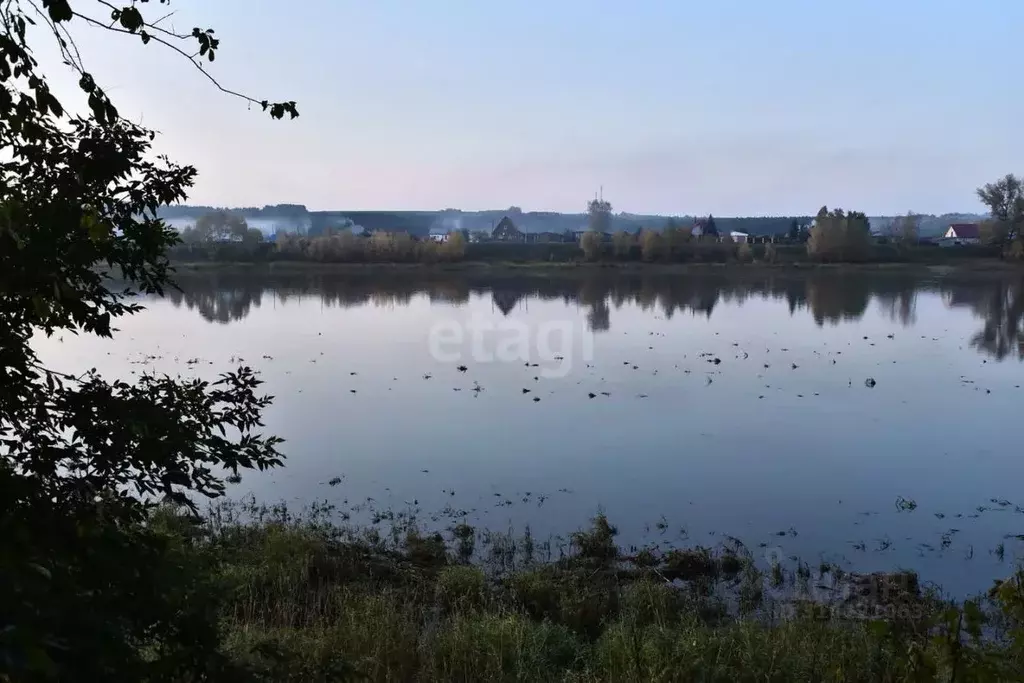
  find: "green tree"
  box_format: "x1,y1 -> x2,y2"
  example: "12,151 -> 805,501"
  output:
611,230 -> 633,258
704,214 -> 719,238
662,222 -> 685,260
807,206 -> 871,261
788,219 -> 800,242
0,2 -> 294,680
980,219 -> 1009,246
587,196 -> 612,234
580,230 -> 602,261
244,227 -> 265,245
977,173 -> 1024,244
196,210 -> 248,241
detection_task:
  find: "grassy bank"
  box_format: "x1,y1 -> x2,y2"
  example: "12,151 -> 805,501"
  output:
167,239 -> 1013,270
156,502 -> 1024,681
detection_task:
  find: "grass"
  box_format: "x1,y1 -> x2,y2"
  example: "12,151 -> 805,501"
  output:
149,502 -> 1024,681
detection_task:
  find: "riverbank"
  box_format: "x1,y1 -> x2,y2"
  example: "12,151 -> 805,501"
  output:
163,502 -> 1024,681
168,257 -> 1024,278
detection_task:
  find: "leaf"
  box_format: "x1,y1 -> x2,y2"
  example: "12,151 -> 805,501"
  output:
119,6 -> 145,32
78,73 -> 96,94
44,0 -> 72,23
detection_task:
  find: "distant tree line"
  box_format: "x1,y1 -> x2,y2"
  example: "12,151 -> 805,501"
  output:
166,177 -> 1024,265
276,231 -> 467,263
178,210 -> 266,245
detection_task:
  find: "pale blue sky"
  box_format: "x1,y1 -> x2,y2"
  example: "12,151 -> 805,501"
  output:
39,0 -> 1024,214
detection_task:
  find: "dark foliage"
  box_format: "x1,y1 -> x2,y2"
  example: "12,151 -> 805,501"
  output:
0,2 -> 291,680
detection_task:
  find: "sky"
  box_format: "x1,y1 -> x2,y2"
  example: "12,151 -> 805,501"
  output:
33,0 -> 1024,215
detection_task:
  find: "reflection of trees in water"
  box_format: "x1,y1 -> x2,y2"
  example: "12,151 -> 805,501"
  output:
805,277 -> 870,326
586,300 -> 611,332
491,290 -> 523,316
163,270 -> 1024,362
165,278 -> 263,324
876,288 -> 917,327
945,278 -> 1024,360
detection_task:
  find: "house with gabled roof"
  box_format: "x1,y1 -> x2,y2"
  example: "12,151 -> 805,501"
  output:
492,216 -> 524,242
941,223 -> 981,246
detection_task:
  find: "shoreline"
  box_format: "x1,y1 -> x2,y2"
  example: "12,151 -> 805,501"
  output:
168,258 -> 1024,277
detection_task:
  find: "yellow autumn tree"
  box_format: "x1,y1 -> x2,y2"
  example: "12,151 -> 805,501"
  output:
640,229 -> 664,262
580,231 -> 603,261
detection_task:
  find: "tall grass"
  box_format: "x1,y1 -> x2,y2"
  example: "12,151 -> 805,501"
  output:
152,504 -> 1024,681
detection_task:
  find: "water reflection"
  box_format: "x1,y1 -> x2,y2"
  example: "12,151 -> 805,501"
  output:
164,269 -> 1024,360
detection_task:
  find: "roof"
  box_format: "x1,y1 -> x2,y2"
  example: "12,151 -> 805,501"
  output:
493,216 -> 521,236
948,223 -> 980,238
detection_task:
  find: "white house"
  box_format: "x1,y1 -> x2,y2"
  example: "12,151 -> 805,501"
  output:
427,228 -> 450,243
729,231 -> 749,243
941,223 -> 981,245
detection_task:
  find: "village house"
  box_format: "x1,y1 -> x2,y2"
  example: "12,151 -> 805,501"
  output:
427,227 -> 449,243
492,216 -> 524,242
940,223 -> 981,246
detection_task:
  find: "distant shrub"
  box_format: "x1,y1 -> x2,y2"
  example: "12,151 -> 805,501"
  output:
737,242 -> 753,263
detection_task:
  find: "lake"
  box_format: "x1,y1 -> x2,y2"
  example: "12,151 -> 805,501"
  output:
35,267 -> 1024,597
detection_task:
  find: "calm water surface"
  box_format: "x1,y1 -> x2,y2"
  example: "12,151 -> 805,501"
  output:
36,269 -> 1024,596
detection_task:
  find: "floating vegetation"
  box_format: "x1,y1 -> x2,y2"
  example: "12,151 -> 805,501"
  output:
895,496 -> 918,512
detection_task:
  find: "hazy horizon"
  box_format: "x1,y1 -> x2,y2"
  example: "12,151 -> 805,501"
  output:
34,1 -> 1023,216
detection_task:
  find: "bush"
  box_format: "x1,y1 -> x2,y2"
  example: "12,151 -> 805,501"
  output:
737,241 -> 754,263
1008,240 -> 1024,261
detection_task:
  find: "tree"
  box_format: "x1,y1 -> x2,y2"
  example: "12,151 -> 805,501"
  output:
0,2 -> 294,680
788,219 -> 800,242
662,221 -> 686,260
442,230 -> 467,260
611,230 -> 633,258
196,210 -> 248,242
890,211 -> 920,246
640,229 -> 664,261
179,225 -> 201,244
807,206 -> 871,261
704,214 -> 719,238
580,230 -> 602,261
977,174 -> 1024,244
980,219 -> 1009,246
244,227 -> 265,245
587,196 -> 612,234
